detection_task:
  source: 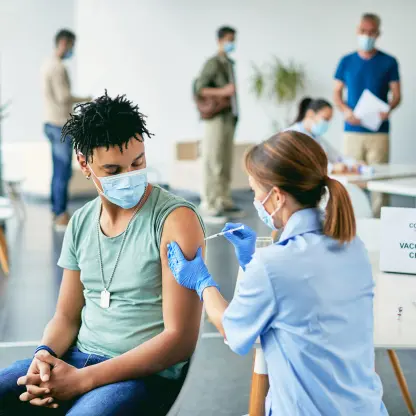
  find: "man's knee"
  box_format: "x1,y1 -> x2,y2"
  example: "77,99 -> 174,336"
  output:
0,359 -> 31,402
66,380 -> 149,416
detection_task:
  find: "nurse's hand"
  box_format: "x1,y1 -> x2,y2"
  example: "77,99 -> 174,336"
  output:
167,242 -> 220,300
222,223 -> 257,270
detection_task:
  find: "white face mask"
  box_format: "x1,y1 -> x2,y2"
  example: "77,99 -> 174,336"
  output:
253,190 -> 281,230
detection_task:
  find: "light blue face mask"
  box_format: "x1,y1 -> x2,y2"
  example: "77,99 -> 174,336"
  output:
90,167 -> 148,209
311,119 -> 329,137
223,42 -> 235,54
253,190 -> 281,231
358,35 -> 376,52
62,49 -> 73,60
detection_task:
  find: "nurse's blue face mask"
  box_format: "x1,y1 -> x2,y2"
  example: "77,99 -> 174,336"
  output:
311,119 -> 329,137
89,165 -> 148,209
253,190 -> 281,231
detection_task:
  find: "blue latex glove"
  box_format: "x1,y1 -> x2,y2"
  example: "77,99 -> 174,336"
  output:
167,242 -> 220,300
222,222 -> 257,270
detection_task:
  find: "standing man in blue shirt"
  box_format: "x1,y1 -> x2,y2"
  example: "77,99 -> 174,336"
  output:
334,13 -> 401,216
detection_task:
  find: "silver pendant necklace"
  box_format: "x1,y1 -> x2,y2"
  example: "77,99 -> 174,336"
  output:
97,186 -> 148,309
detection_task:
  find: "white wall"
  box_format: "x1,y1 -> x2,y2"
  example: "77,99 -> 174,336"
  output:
1,0 -> 410,188
0,0 -> 76,145
74,0 -> 416,183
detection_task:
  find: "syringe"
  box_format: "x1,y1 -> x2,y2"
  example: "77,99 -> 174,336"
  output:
204,225 -> 244,241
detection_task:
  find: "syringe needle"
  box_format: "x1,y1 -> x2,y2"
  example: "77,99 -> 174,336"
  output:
204,225 -> 244,241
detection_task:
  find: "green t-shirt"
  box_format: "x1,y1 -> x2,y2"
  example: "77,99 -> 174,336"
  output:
58,185 -> 204,379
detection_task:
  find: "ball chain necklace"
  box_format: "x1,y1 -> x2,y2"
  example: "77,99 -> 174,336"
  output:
97,185 -> 148,309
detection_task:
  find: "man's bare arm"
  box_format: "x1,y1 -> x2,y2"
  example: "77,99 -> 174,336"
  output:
40,269 -> 85,357
389,81 -> 401,111
333,79 -> 361,125
333,80 -> 350,113
81,207 -> 204,388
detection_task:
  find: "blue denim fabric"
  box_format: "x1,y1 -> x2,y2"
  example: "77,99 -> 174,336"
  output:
0,347 -> 184,415
44,123 -> 73,216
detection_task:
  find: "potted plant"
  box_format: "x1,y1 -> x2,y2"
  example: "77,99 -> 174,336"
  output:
251,58 -> 305,132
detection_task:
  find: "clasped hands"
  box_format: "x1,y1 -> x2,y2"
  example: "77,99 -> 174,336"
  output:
168,223 -> 257,296
17,350 -> 89,409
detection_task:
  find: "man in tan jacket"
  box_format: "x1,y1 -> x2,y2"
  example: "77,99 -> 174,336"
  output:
41,29 -> 91,230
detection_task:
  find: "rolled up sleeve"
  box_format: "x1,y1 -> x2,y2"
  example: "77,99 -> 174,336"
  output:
223,256 -> 277,355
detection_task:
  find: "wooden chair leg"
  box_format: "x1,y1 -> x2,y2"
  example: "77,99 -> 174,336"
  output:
387,349 -> 415,415
249,349 -> 269,416
0,227 -> 9,275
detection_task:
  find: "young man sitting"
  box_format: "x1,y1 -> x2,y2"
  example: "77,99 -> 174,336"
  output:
0,92 -> 205,415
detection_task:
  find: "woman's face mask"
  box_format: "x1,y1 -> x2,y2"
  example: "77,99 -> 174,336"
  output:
253,190 -> 281,230
311,118 -> 330,137
89,166 -> 148,209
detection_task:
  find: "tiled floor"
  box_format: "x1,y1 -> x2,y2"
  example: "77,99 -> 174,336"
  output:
0,191 -> 415,415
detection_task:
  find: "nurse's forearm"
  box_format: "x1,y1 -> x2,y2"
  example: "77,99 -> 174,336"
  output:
202,287 -> 229,338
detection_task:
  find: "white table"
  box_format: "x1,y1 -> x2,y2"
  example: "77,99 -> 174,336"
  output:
372,252 -> 416,349
367,177 -> 416,201
332,164 -> 416,187
362,219 -> 416,415
248,220 -> 416,416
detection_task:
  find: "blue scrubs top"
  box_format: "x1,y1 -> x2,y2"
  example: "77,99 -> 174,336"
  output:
223,209 -> 387,415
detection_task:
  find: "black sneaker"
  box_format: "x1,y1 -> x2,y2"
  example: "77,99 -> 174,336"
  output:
224,206 -> 245,219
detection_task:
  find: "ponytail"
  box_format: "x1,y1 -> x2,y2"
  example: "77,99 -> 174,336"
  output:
293,97 -> 312,124
324,178 -> 356,243
246,131 -> 355,244
293,97 -> 333,125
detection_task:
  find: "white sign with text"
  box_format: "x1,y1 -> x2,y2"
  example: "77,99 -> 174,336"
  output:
380,207 -> 416,274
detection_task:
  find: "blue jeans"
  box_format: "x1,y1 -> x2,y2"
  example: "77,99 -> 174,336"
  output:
44,123 -> 73,216
0,347 -> 184,415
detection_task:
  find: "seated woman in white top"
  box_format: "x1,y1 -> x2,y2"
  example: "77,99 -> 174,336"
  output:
287,98 -> 361,174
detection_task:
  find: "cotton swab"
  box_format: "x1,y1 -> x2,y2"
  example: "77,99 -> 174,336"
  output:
204,225 -> 244,241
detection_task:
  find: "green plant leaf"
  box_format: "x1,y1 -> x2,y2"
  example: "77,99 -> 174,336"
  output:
250,63 -> 265,99
270,59 -> 304,104
0,100 -> 11,120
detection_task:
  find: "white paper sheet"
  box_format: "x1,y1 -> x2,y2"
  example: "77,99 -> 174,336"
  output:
353,89 -> 390,132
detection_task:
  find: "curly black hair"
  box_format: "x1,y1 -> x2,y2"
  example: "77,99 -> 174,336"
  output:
62,91 -> 153,161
